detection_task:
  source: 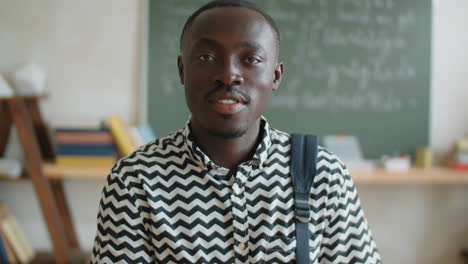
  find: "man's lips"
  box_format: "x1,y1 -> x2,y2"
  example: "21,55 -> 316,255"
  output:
206,86 -> 249,115
209,98 -> 247,115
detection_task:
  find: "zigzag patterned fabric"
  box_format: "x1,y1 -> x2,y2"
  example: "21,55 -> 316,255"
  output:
90,118 -> 381,264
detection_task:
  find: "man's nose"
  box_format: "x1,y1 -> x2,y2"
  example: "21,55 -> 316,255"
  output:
215,60 -> 244,86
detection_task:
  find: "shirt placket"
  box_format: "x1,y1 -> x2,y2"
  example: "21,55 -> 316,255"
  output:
231,165 -> 251,264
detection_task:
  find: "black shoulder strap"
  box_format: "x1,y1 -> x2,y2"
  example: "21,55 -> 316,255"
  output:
291,134 -> 319,264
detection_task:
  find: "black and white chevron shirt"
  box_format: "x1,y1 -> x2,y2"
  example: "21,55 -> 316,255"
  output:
91,118 -> 381,264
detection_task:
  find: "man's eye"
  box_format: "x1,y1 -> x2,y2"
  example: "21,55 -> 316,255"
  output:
197,54 -> 215,61
245,56 -> 261,64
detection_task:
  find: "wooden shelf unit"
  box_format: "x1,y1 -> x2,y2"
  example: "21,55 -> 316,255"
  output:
0,96 -> 80,264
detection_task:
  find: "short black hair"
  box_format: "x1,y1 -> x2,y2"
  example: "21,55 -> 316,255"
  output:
179,0 -> 280,51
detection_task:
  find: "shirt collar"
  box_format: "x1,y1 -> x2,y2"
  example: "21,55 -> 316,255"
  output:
182,116 -> 272,170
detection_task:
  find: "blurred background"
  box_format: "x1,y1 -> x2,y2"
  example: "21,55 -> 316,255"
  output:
0,0 -> 467,263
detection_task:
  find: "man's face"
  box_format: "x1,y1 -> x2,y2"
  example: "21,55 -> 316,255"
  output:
178,7 -> 283,139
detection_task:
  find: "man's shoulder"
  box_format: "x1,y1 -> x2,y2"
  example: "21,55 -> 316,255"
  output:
268,128 -> 346,169
317,146 -> 346,168
316,146 -> 351,190
135,128 -> 186,156
111,128 -> 186,173
268,127 -> 348,192
268,128 -> 344,165
269,127 -> 348,179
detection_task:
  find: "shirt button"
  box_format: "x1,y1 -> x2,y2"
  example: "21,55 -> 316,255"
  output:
238,243 -> 246,250
233,184 -> 242,195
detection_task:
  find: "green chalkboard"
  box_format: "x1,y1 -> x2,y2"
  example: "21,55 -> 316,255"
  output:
147,0 -> 431,159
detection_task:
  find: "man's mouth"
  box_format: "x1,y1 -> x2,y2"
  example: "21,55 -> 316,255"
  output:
217,99 -> 240,104
210,98 -> 247,115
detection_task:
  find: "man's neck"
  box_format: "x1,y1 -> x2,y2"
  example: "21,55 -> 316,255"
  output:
190,120 -> 262,172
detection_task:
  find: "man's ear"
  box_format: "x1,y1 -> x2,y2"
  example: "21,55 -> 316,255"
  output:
272,62 -> 284,91
177,56 -> 184,85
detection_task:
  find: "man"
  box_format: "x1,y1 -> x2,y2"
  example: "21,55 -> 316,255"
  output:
90,1 -> 381,263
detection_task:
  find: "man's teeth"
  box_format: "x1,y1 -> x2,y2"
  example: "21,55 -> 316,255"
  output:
218,99 -> 237,104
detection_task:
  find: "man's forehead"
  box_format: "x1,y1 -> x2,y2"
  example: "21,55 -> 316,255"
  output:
184,7 -> 275,47
194,6 -> 265,23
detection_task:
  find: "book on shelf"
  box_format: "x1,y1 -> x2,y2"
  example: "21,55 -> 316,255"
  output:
54,127 -> 117,167
106,115 -> 138,157
53,116 -> 156,163
56,143 -> 116,156
55,126 -> 108,133
0,205 -> 35,263
0,230 -> 17,264
55,130 -> 113,144
55,156 -> 116,167
0,231 -> 12,264
55,127 -> 113,144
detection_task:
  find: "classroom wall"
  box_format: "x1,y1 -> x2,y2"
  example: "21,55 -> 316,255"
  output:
431,0 -> 468,160
0,0 -> 141,126
0,0 -> 467,263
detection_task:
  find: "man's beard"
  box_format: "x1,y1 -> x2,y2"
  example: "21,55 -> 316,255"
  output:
201,113 -> 248,139
206,126 -> 247,139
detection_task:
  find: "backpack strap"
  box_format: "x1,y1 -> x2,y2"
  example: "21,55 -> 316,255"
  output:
291,134 -> 319,264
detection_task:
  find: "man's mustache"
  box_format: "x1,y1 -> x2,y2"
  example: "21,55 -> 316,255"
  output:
205,84 -> 251,103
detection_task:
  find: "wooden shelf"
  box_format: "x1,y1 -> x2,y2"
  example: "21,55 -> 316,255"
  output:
3,163 -> 468,184
352,167 -> 468,184
32,249 -> 90,264
43,163 -> 111,180
0,163 -> 111,180
37,163 -> 468,184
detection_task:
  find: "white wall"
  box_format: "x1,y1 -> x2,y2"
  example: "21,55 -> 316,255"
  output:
0,0 -> 141,125
431,0 -> 468,159
0,0 -> 467,263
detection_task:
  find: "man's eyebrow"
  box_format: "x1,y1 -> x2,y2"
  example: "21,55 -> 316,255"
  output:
192,37 -> 222,48
236,41 -> 264,52
191,38 -> 265,52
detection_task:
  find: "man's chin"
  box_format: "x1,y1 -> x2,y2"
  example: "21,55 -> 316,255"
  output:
207,128 -> 247,139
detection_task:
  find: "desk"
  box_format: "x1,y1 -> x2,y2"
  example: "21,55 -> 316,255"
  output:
352,167 -> 468,184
